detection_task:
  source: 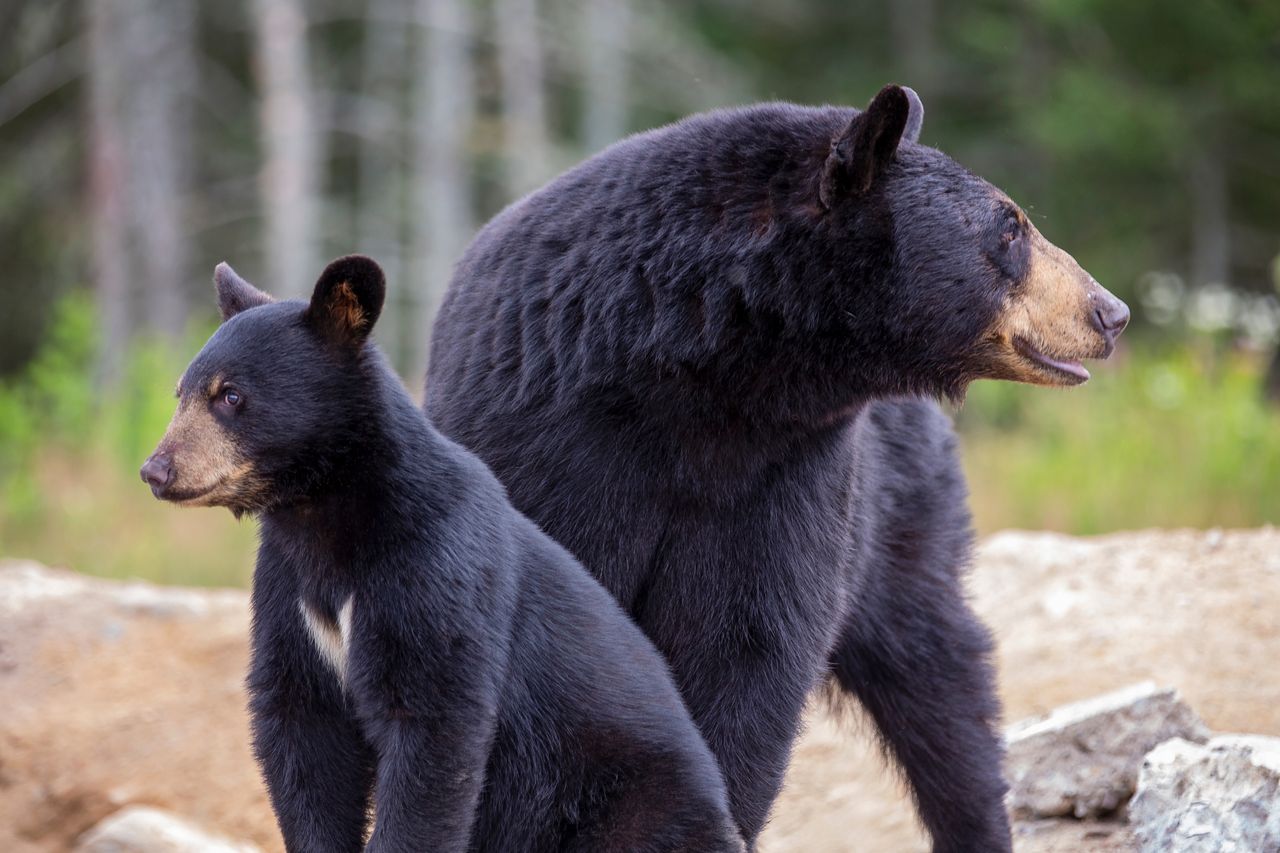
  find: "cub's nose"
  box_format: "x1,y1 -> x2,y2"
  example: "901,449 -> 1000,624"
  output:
140,453 -> 174,497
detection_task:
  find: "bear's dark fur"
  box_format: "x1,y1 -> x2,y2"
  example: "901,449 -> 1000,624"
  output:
425,86 -> 1127,851
143,257 -> 743,853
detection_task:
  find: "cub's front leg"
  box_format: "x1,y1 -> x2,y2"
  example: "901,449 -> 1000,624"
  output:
350,593 -> 503,853
248,554 -> 376,853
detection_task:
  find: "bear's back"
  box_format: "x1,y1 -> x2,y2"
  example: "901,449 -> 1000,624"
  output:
427,103 -> 855,419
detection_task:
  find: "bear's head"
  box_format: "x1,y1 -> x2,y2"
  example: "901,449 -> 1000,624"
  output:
140,255 -> 386,516
816,85 -> 1128,398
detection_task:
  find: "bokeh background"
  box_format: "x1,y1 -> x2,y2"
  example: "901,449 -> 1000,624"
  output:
1,0 -> 1278,587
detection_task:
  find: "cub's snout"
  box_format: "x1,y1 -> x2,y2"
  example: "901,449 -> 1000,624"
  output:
140,452 -> 174,497
141,390 -> 260,511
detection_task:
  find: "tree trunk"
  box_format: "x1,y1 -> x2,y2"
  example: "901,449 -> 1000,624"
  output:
495,0 -> 549,198
889,0 -> 935,93
357,0 -> 411,368
582,0 -> 629,154
1189,147 -> 1230,288
251,0 -> 318,298
86,0 -> 130,387
126,0 -> 194,338
1264,346 -> 1280,405
407,0 -> 475,385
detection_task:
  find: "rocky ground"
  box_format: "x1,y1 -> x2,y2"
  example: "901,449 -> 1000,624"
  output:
765,527 -> 1280,852
2,528 -> 1278,852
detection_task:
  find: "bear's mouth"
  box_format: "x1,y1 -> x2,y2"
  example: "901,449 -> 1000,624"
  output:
1012,336 -> 1090,385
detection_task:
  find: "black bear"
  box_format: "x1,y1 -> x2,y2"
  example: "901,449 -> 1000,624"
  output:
141,256 -> 744,853
424,85 -> 1129,851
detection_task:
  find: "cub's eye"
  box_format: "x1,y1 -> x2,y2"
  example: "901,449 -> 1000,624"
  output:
219,388 -> 243,409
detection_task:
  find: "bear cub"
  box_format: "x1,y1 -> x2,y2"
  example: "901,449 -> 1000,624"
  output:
141,255 -> 742,853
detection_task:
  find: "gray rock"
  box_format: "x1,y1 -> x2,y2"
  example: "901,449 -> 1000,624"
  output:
1006,682 -> 1210,819
0,560 -> 245,620
74,806 -> 260,853
1013,816 -> 1138,852
1131,735 -> 1280,853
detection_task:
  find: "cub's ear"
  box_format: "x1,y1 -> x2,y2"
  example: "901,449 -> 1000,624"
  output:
820,84 -> 916,208
214,262 -> 274,321
305,254 -> 386,347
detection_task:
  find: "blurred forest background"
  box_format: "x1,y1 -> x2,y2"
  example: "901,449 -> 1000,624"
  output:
0,0 -> 1277,586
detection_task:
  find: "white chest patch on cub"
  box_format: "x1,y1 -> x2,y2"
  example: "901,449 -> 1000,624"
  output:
299,596 -> 354,687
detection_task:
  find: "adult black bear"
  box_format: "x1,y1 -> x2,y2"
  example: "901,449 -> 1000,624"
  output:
425,86 -> 1129,851
141,257 -> 743,853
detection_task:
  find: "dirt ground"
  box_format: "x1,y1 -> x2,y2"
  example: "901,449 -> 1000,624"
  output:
2,527 -> 1278,852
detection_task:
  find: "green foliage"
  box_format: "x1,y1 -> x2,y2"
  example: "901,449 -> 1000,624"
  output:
960,346 -> 1280,534
0,294 -> 96,502
0,293 -> 190,481
0,297 -> 254,586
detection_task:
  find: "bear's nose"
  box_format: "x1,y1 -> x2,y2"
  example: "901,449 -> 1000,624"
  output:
1088,285 -> 1130,357
1091,291 -> 1130,337
140,453 -> 174,497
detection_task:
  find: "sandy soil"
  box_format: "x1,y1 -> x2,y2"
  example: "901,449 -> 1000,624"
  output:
2,527 -> 1278,852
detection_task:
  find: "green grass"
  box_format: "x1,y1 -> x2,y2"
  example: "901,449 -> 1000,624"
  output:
959,344 -> 1280,534
1,297 -> 1276,587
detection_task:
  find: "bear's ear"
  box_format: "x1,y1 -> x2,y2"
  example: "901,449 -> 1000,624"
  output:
305,254 -> 386,348
214,262 -> 274,322
902,86 -> 924,144
820,84 -> 914,208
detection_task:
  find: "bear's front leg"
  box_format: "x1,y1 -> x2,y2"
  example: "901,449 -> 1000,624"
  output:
248,565 -> 377,852
829,402 -> 1011,853
829,588 -> 1010,853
